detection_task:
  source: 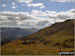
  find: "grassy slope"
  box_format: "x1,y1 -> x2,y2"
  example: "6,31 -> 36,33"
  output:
1,19 -> 74,55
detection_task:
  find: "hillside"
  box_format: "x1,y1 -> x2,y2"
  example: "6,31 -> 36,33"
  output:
1,19 -> 74,55
1,28 -> 38,45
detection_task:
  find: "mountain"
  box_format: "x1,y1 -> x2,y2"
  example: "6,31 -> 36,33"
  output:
1,27 -> 39,45
1,19 -> 74,55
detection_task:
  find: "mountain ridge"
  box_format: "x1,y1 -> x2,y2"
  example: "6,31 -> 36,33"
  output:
1,19 -> 74,55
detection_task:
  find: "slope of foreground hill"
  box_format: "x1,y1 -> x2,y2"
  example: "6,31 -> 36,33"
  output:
1,19 -> 74,55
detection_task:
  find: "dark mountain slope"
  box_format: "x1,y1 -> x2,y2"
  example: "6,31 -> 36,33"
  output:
1,19 -> 74,55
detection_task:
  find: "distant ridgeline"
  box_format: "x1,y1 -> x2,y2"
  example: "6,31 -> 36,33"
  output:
1,27 -> 39,45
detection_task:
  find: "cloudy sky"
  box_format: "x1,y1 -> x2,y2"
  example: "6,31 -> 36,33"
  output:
0,0 -> 75,29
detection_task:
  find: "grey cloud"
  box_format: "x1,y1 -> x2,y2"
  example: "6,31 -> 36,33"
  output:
48,9 -> 75,22
36,21 -> 51,29
0,13 -> 33,21
48,0 -> 75,2
0,21 -> 18,27
37,21 -> 49,26
69,9 -> 75,13
0,9 -> 75,29
57,14 -> 70,19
